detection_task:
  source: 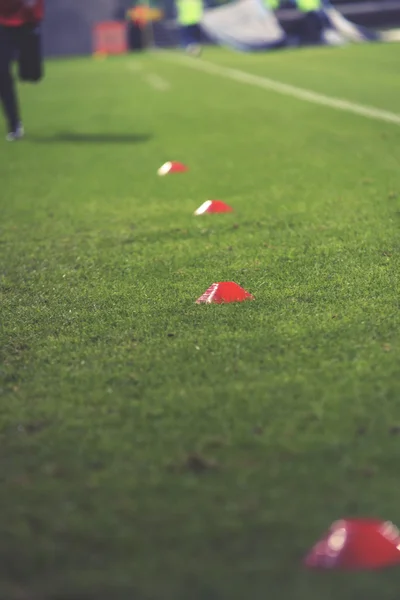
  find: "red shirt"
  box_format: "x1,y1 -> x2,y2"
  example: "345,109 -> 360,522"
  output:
0,0 -> 44,26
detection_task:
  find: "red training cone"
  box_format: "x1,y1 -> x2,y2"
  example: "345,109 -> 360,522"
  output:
304,519 -> 400,570
196,282 -> 254,304
194,200 -> 233,215
157,161 -> 188,176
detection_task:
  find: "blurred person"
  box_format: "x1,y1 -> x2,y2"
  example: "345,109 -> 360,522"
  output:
0,0 -> 44,141
176,0 -> 203,55
296,0 -> 325,44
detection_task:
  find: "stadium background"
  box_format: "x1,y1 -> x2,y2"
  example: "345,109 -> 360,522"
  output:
42,0 -> 400,57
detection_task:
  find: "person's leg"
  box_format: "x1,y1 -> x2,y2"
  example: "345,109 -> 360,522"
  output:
179,24 -> 191,48
18,23 -> 43,83
300,12 -> 323,45
180,24 -> 202,55
0,26 -> 21,136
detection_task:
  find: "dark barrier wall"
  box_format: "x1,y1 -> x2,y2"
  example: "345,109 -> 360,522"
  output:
42,0 -> 134,57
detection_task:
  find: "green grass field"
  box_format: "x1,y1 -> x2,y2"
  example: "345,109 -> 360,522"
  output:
1,43 -> 400,600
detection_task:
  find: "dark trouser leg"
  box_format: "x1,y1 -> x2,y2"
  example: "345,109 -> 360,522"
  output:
0,26 -> 20,133
18,24 -> 43,83
0,68 -> 20,132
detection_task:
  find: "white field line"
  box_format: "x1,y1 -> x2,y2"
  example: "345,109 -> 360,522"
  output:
144,73 -> 171,91
158,52 -> 400,126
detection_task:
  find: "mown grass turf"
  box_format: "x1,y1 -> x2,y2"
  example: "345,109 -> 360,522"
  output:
1,44 -> 400,600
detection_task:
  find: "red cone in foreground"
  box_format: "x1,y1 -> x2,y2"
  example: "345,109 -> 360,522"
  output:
304,519 -> 400,570
194,200 -> 233,215
196,282 -> 254,304
157,161 -> 188,176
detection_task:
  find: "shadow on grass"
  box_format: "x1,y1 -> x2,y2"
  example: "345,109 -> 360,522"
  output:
30,132 -> 152,144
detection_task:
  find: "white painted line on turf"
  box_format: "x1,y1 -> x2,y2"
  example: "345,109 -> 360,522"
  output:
144,73 -> 171,91
158,53 -> 400,126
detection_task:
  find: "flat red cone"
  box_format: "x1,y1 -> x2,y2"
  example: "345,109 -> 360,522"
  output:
157,161 -> 188,176
304,519 -> 400,570
196,282 -> 254,304
194,200 -> 233,215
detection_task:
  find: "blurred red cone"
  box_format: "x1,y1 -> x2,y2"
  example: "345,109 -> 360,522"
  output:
196,282 -> 254,304
157,161 -> 188,176
304,519 -> 400,570
194,200 -> 233,215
